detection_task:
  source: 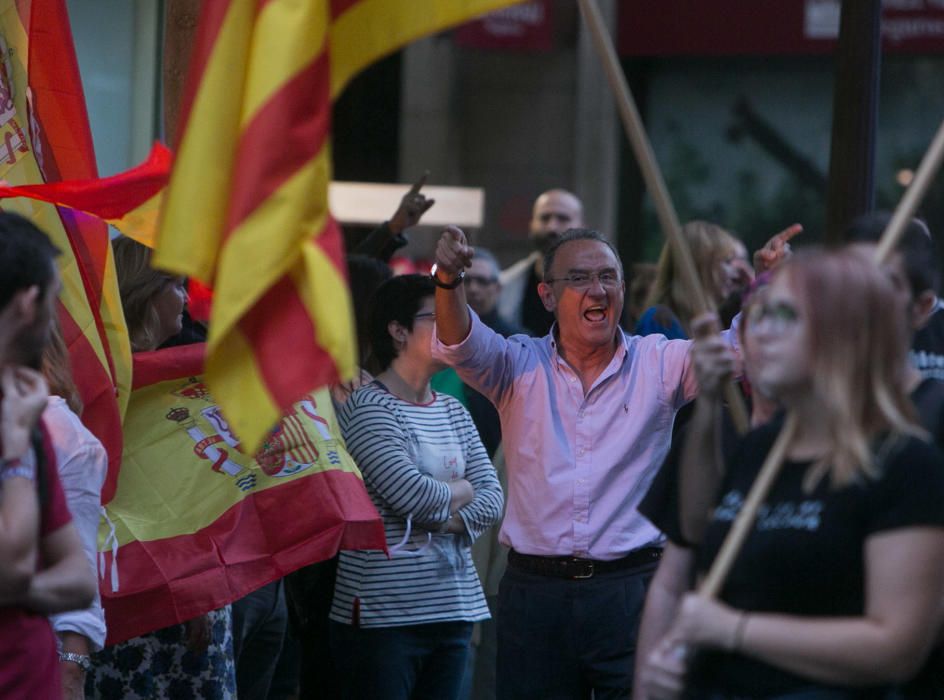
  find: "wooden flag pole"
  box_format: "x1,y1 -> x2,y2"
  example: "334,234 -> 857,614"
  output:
874,119 -> 944,265
576,0 -> 749,435
698,412 -> 798,598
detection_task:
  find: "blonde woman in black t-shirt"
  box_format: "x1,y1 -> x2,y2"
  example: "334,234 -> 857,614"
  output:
641,249 -> 944,700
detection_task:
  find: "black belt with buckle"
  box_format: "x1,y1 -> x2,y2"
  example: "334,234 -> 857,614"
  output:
507,546 -> 662,580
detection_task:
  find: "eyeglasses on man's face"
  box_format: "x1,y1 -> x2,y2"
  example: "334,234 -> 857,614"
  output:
544,269 -> 622,290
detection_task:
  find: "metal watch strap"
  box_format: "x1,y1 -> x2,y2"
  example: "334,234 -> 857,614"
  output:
430,264 -> 465,290
58,651 -> 92,672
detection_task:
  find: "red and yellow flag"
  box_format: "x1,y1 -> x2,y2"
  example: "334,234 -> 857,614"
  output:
0,141 -> 170,248
0,0 -> 128,482
101,343 -> 384,645
153,0 -> 522,453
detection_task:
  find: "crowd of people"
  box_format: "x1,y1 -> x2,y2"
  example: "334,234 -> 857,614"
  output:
2,179 -> 944,700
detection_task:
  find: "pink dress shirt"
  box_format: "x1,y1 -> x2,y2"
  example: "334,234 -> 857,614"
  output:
433,311 -> 700,561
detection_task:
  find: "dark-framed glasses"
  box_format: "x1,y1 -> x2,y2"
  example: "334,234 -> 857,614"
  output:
545,270 -> 621,290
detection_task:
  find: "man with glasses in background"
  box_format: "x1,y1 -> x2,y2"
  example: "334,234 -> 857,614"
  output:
465,248 -> 525,341
431,226 -> 734,699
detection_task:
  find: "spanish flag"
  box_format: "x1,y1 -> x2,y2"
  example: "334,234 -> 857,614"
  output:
0,0 -> 128,482
101,343 -> 384,644
154,0 -> 523,453
0,142 -> 170,248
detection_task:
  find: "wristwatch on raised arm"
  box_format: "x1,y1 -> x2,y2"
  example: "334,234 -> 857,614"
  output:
430,263 -> 465,290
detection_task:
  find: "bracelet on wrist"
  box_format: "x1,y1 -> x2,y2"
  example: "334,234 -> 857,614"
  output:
58,651 -> 92,672
0,450 -> 36,482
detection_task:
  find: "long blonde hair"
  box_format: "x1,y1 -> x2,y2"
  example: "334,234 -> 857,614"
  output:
645,220 -> 739,331
777,248 -> 923,489
112,236 -> 177,352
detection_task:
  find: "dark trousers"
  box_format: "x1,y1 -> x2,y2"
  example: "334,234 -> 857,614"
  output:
231,580 -> 288,700
330,620 -> 473,700
286,557 -> 340,700
496,561 -> 656,700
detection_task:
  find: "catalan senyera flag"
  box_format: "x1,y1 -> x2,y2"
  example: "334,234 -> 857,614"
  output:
0,0 -> 128,483
101,342 -> 384,644
154,0 -> 523,453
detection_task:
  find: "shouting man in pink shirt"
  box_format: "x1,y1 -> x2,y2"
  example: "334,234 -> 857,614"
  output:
432,225 -> 731,699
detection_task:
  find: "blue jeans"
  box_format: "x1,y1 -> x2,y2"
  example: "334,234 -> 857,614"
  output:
330,620 -> 473,700
496,562 -> 656,699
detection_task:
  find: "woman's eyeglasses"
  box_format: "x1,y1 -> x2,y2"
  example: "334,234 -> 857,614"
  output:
746,302 -> 799,333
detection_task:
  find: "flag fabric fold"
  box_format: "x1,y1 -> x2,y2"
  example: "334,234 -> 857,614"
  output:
0,0 -> 127,476
0,141 -> 171,247
101,343 -> 384,645
153,0 -> 522,454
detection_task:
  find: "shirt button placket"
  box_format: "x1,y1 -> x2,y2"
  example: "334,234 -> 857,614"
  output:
574,402 -> 591,547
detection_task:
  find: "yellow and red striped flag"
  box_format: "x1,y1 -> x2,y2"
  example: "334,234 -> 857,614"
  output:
153,0 -> 522,453
0,0 -> 129,484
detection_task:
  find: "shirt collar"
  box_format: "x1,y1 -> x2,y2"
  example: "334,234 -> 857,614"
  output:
547,323 -> 629,365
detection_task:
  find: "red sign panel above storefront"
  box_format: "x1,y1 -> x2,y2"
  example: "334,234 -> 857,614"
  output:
454,0 -> 555,52
618,0 -> 944,56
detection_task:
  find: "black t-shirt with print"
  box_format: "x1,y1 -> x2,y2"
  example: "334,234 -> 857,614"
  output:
912,377 -> 944,448
912,305 -> 944,380
689,419 -> 944,697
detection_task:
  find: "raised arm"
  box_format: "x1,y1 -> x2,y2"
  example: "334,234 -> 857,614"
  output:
433,225 -> 474,345
352,172 -> 435,261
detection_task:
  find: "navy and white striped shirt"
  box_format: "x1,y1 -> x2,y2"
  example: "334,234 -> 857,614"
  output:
331,382 -> 503,628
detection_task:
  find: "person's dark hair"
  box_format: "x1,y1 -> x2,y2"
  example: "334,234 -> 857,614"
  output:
347,255 -> 394,373
368,274 -> 435,371
843,211 -> 940,296
542,228 -> 623,281
0,212 -> 59,310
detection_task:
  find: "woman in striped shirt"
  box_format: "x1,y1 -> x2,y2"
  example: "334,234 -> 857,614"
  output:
330,273 -> 503,700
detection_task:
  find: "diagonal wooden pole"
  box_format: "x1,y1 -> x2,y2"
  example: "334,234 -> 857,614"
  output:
697,413 -> 797,597
874,119 -> 944,265
576,0 -> 749,435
